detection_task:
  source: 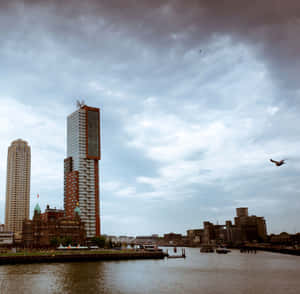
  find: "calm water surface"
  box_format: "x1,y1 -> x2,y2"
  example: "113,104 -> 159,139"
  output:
0,248 -> 299,294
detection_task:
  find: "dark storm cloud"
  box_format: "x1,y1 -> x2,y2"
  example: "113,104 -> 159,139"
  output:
2,0 -> 299,94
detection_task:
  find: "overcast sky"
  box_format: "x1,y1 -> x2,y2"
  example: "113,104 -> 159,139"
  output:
1,0 -> 300,236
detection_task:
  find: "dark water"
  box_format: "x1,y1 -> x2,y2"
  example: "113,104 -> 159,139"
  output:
0,248 -> 299,294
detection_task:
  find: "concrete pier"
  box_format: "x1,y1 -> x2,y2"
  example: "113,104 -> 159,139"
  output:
0,250 -> 167,265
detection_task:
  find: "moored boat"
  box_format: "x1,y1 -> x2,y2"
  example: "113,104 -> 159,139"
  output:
200,245 -> 214,253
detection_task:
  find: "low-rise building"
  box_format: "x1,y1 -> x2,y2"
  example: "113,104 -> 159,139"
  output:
0,231 -> 14,246
163,233 -> 183,245
187,229 -> 204,245
269,232 -> 300,246
135,235 -> 159,244
118,236 -> 135,244
22,204 -> 85,248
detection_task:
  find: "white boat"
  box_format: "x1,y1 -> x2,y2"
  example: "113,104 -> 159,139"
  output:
141,244 -> 161,251
200,245 -> 214,253
57,244 -> 89,250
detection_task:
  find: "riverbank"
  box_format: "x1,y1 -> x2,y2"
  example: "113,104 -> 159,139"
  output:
248,246 -> 300,256
0,250 -> 167,265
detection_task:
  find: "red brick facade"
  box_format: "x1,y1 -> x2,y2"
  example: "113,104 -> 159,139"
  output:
65,171 -> 79,217
41,206 -> 64,222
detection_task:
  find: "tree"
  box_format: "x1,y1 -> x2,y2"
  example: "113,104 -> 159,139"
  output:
91,236 -> 106,248
62,236 -> 73,246
107,239 -> 113,249
50,237 -> 60,248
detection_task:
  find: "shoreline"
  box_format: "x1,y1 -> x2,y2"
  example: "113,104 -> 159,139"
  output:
161,245 -> 300,256
248,246 -> 300,256
0,250 -> 167,265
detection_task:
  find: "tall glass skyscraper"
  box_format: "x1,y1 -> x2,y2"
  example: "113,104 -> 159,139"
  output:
64,105 -> 101,238
5,139 -> 31,236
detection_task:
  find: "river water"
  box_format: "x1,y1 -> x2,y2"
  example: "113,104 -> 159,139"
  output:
0,248 -> 299,294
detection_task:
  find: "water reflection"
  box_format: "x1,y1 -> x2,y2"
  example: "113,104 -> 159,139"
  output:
0,248 -> 299,294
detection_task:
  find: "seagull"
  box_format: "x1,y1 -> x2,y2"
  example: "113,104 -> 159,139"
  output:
270,159 -> 286,166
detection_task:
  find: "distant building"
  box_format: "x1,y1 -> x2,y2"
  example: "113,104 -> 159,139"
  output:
187,229 -> 204,245
270,232 -> 300,246
106,235 -> 118,243
163,233 -> 183,245
22,204 -> 85,248
236,207 -> 248,217
5,139 -> 31,237
64,105 -> 101,238
187,208 -> 267,246
233,207 -> 267,243
135,235 -> 159,244
118,236 -> 135,244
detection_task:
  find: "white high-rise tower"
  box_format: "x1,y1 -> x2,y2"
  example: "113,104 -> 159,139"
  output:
5,139 -> 31,236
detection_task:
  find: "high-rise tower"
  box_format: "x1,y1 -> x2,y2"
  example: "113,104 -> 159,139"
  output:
64,105 -> 101,238
5,139 -> 31,236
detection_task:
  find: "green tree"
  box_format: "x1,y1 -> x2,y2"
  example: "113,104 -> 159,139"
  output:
108,239 -> 113,248
50,237 -> 60,248
91,236 -> 106,248
62,236 -> 73,246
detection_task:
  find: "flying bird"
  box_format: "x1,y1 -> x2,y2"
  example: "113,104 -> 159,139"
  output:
270,159 -> 286,166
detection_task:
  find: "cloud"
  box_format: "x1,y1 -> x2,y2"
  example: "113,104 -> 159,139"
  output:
0,0 -> 300,235
0,97 -> 67,217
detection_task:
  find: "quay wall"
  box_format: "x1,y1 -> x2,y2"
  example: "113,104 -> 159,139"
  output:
0,251 -> 166,265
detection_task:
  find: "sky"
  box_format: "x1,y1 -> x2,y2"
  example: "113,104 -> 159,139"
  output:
0,0 -> 300,236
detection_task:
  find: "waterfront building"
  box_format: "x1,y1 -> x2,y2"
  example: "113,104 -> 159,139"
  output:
22,205 -> 85,248
187,229 -> 204,245
233,207 -> 267,242
106,235 -> 118,243
118,236 -> 135,244
270,232 -> 291,245
64,104 -> 101,238
0,231 -> 14,246
269,232 -> 300,246
5,139 -> 31,238
186,208 -> 268,246
135,235 -> 160,244
202,222 -> 216,244
163,233 -> 183,245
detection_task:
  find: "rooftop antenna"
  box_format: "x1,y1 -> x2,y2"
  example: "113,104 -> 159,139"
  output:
76,99 -> 86,109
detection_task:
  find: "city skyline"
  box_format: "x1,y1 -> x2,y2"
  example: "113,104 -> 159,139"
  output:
0,1 -> 300,236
